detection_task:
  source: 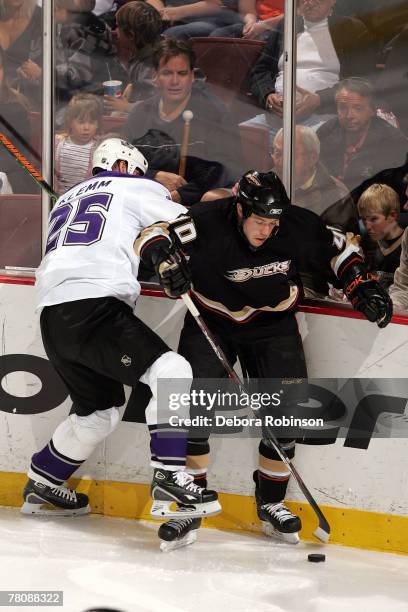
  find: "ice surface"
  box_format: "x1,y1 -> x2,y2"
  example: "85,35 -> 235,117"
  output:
0,507 -> 407,612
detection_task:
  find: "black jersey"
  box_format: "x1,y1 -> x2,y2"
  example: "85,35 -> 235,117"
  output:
138,198 -> 358,335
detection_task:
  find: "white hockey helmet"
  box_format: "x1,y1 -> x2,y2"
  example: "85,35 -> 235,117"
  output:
92,137 -> 148,175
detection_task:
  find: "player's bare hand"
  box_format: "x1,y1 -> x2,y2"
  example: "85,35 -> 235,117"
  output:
155,171 -> 187,191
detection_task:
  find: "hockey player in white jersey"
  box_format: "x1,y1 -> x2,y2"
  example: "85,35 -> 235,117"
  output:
21,138 -> 221,536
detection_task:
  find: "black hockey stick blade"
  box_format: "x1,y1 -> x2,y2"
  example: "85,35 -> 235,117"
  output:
181,292 -> 331,543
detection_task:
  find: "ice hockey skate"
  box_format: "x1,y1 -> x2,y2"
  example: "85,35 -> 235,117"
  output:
158,516 -> 202,552
21,479 -> 90,516
255,486 -> 301,544
150,469 -> 221,519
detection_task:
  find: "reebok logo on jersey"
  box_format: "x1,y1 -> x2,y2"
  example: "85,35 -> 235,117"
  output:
225,260 -> 291,282
121,355 -> 132,367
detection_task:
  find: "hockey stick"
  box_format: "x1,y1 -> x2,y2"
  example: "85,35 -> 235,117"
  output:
0,130 -> 57,202
181,291 -> 330,543
0,112 -> 41,163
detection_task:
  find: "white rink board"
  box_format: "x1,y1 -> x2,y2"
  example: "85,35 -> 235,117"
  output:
1,282 -> 408,516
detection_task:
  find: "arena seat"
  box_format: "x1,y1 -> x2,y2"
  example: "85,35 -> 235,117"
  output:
0,195 -> 41,270
239,123 -> 271,172
102,114 -> 127,135
190,37 -> 265,107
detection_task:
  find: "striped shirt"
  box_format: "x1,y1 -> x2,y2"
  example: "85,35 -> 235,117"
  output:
56,137 -> 96,194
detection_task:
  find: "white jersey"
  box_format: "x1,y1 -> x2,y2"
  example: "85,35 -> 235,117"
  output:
36,172 -> 186,310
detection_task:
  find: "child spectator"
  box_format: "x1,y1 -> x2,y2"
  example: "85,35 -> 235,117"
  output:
358,183 -> 404,286
55,93 -> 103,194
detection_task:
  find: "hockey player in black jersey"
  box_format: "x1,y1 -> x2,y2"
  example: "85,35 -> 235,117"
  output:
137,170 -> 392,550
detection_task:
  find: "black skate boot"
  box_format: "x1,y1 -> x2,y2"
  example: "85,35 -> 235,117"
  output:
254,474 -> 301,544
21,479 -> 90,516
158,517 -> 202,552
150,469 -> 221,519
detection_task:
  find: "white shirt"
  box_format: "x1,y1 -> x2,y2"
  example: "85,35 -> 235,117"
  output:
36,173 -> 186,310
275,18 -> 340,95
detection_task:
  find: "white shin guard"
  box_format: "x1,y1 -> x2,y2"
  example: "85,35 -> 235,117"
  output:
52,407 -> 121,461
140,351 -> 193,427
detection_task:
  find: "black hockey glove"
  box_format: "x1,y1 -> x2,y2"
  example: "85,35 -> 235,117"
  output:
343,264 -> 392,328
151,244 -> 191,299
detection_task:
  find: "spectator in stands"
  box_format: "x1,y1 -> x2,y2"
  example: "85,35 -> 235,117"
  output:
0,0 -> 42,108
377,24 -> 408,136
271,124 -> 357,297
54,0 -> 115,126
103,1 -> 162,116
158,0 -> 243,40
9,1 -> 114,121
96,0 -> 164,27
0,46 -> 34,193
123,38 -> 243,204
349,155 -> 408,212
389,221 -> 408,312
246,0 -> 374,143
403,175 -> 408,212
272,125 -> 358,233
333,0 -> 408,57
357,183 -> 404,287
55,93 -> 103,194
317,78 -> 408,202
210,0 -> 283,40
201,124 -> 359,228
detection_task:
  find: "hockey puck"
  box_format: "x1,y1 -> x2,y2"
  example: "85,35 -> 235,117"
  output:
308,553 -> 326,563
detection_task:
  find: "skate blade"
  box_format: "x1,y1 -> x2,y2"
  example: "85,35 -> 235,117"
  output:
160,530 -> 197,552
151,499 -> 221,519
21,502 -> 91,517
262,521 -> 300,544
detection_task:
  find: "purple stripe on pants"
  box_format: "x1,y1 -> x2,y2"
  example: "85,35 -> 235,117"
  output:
150,430 -> 187,465
31,443 -> 83,483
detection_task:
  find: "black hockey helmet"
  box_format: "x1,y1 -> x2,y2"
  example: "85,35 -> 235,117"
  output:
236,170 -> 290,219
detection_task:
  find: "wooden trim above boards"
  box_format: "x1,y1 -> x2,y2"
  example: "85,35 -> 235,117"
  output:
1,471 -> 407,556
1,276 -> 408,325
